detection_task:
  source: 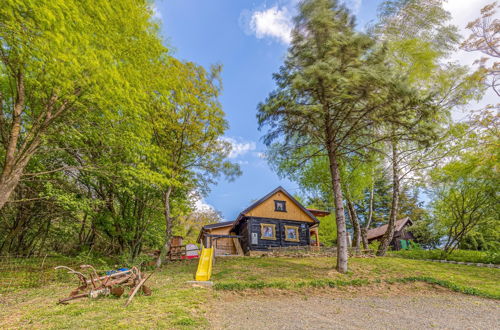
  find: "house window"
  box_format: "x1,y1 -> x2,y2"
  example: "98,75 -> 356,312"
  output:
260,223 -> 276,240
284,225 -> 299,242
274,200 -> 286,212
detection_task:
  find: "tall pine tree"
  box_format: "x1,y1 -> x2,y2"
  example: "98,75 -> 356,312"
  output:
258,0 -> 428,272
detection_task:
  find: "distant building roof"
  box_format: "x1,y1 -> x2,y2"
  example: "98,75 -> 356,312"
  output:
202,221 -> 234,230
307,208 -> 331,217
367,217 -> 412,240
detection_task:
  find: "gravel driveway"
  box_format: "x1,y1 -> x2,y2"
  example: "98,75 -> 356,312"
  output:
210,284 -> 500,329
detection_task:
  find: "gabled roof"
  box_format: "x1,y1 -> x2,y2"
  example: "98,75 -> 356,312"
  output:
367,217 -> 413,240
307,208 -> 331,217
233,186 -> 319,227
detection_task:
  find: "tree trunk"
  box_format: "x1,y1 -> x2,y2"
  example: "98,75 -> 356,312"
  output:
361,181 -> 375,250
327,150 -> 348,273
346,198 -> 361,253
0,71 -> 26,210
37,219 -> 51,256
377,139 -> 400,256
156,186 -> 173,268
0,74 -> 74,212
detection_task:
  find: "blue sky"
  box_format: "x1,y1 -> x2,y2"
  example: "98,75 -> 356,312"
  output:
154,0 -> 495,220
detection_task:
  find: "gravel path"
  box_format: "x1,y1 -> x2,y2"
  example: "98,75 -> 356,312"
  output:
210,286 -> 500,329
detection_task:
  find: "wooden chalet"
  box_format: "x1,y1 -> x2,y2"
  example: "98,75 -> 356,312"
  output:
367,217 -> 415,250
198,186 -> 327,256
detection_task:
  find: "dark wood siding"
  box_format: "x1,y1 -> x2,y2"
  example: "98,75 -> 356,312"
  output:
391,226 -> 416,250
239,217 -> 311,251
237,221 -> 251,254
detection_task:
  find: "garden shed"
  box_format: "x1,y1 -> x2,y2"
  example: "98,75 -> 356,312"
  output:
367,217 -> 415,250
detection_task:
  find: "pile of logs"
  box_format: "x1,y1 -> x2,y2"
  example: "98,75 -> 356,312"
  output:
55,264 -> 153,306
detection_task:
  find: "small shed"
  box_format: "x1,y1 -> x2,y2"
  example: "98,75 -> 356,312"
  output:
197,221 -> 243,256
367,217 -> 414,250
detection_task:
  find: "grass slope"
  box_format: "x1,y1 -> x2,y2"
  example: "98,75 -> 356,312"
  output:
0,257 -> 498,329
211,257 -> 500,298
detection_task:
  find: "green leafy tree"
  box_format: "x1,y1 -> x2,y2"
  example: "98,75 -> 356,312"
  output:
373,0 -> 484,256
0,1 -> 239,261
0,0 -> 164,210
147,61 -> 240,267
430,110 -> 499,255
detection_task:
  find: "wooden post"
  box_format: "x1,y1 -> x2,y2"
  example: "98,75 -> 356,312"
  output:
233,237 -> 244,255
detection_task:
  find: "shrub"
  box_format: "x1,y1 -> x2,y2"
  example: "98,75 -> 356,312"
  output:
389,249 -> 499,264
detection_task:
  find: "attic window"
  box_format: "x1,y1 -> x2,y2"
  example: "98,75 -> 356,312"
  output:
274,200 -> 286,212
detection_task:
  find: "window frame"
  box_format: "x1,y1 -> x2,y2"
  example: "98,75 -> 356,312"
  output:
260,223 -> 277,240
284,225 -> 300,242
274,200 -> 287,212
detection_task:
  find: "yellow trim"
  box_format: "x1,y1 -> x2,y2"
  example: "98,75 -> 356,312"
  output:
260,223 -> 276,240
284,225 -> 300,242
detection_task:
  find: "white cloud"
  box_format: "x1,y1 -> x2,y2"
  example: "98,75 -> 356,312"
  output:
247,6 -> 294,44
194,198 -> 215,212
220,137 -> 257,159
255,152 -> 267,159
443,0 -> 498,120
150,2 -> 162,21
189,190 -> 216,213
241,0 -> 363,44
443,0 -> 495,68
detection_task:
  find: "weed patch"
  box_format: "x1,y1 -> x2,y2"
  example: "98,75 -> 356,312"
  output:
387,276 -> 500,300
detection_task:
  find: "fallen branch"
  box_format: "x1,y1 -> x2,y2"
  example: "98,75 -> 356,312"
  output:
124,272 -> 154,307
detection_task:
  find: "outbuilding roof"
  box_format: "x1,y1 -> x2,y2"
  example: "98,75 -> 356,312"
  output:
202,221 -> 235,230
197,220 -> 236,243
367,217 -> 412,240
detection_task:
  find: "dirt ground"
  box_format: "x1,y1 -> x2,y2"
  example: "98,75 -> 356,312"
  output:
210,283 -> 500,329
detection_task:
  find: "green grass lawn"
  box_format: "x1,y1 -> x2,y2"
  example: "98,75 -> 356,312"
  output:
1,256 -> 498,329
388,249 -> 499,264
211,257 -> 500,297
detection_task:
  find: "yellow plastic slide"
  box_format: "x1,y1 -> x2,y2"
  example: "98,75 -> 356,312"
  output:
195,247 -> 214,281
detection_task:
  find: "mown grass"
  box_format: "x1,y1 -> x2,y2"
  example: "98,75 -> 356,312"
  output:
388,249 -> 500,264
210,257 -> 500,298
1,256 -> 498,329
